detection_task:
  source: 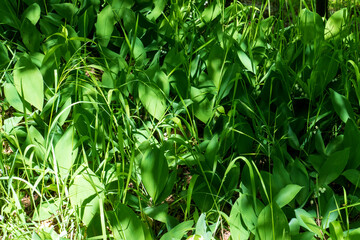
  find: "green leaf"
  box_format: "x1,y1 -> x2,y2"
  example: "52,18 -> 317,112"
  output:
4,82 -> 31,113
0,0 -> 21,29
344,119 -> 360,169
55,126 -> 78,179
207,44 -> 224,89
143,204 -> 178,229
13,56 -> 44,110
52,3 -> 79,21
330,89 -> 354,123
201,0 -> 221,23
138,81 -> 167,120
22,3 -> 41,25
274,184 -> 303,208
108,203 -> 150,240
330,221 -> 344,240
190,86 -> 214,123
147,0 -> 167,21
318,148 -> 350,186
57,97 -> 72,127
343,169 -> 360,186
0,42 -> 9,67
298,9 -> 324,44
95,5 -> 115,47
256,203 -> 290,240
309,51 -> 339,98
229,196 -> 251,240
325,8 -> 348,41
133,37 -> 147,66
160,221 -> 194,240
20,18 -> 41,52
69,166 -> 104,226
238,50 -> 255,73
295,209 -> 322,236
140,145 -> 169,203
33,200 -> 60,221
289,160 -> 310,206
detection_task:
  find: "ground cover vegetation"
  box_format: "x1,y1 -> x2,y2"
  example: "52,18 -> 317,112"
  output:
0,0 -> 360,239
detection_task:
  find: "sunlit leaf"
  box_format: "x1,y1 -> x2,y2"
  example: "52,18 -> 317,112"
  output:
330,89 -> 354,123
299,9 -> 324,44
140,145 -> 169,203
55,126 -> 78,179
318,148 -> 349,186
13,56 -> 44,110
22,3 -> 41,25
69,166 -> 104,226
325,8 -> 348,40
138,81 -> 167,120
108,203 -> 151,240
256,203 -> 290,240
274,184 -> 303,208
95,5 -> 115,47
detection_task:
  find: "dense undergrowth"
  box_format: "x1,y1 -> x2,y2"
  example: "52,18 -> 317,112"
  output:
1,0 -> 360,239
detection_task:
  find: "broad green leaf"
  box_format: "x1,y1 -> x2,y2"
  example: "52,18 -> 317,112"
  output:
274,184 -> 303,208
140,145 -> 169,203
325,8 -> 348,40
0,42 -> 9,67
169,70 -> 188,98
52,3 -> 79,21
156,170 -> 177,205
3,116 -> 22,134
190,86 -> 214,123
160,221 -> 194,240
330,89 -> 354,123
133,38 -> 147,66
4,82 -> 31,113
201,0 -> 221,23
342,169 -> 360,186
295,208 -> 322,236
349,227 -> 360,239
78,6 -> 96,38
299,9 -> 324,44
309,51 -> 339,98
27,125 -> 46,162
22,3 -> 41,25
289,160 -> 310,206
20,18 -> 41,52
138,82 -> 167,120
204,134 -> 219,170
143,204 -> 178,229
321,197 -> 339,229
289,218 -> 300,235
95,5 -> 115,47
344,119 -> 360,169
108,203 -> 150,240
238,50 -> 255,73
207,44 -> 224,89
55,126 -> 78,179
147,0 -> 166,21
57,97 -> 72,126
33,200 -> 59,221
194,213 -> 212,239
69,166 -> 104,226
318,148 -> 349,186
13,56 -> 44,110
0,0 -> 21,29
330,221 -> 344,240
229,196 -> 251,240
256,203 -> 290,240
110,0 -> 134,18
